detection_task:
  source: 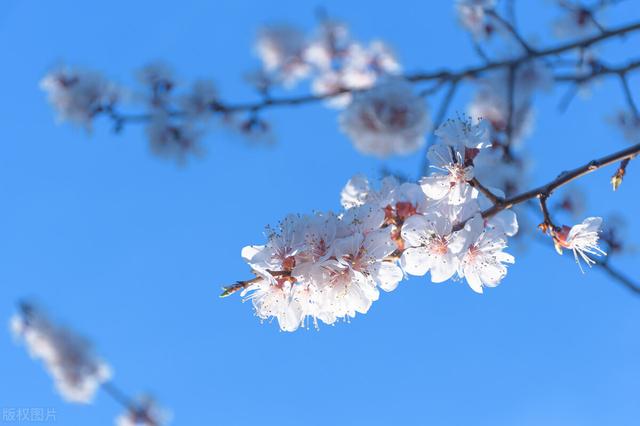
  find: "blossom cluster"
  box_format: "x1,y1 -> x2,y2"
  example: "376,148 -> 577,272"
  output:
237,118 -> 519,332
254,18 -> 400,106
40,66 -> 119,128
10,303 -> 112,403
40,63 -> 219,162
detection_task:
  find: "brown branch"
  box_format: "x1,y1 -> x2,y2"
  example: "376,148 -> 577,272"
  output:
419,80 -> 459,176
531,233 -> 640,294
98,21 -> 640,131
537,193 -> 558,232
219,276 -> 261,298
611,157 -> 631,190
619,74 -> 639,119
486,9 -> 534,53
554,59 -> 640,84
213,21 -> 640,114
453,142 -> 640,231
597,259 -> 640,294
468,177 -> 504,204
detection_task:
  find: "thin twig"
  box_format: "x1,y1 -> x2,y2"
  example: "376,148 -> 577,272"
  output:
554,59 -> 640,84
619,74 -> 639,119
453,142 -> 640,231
597,260 -> 640,294
102,20 -> 640,126
102,382 -> 138,412
486,9 -> 534,53
419,80 -> 459,176
468,177 -> 504,204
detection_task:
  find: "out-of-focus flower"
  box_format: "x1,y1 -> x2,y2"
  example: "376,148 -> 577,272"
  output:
468,59 -> 551,146
455,0 -> 497,39
10,303 -> 112,404
40,67 -> 119,128
180,80 -> 217,118
256,24 -> 311,86
115,396 -> 170,426
609,110 -> 640,143
137,63 -> 175,107
145,113 -> 202,162
552,5 -> 599,39
339,79 -> 430,157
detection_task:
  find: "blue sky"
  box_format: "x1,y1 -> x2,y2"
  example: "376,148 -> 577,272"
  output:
1,1 -> 639,425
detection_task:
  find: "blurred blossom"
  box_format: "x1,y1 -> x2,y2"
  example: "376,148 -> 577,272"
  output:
180,80 -> 217,118
312,41 -> 401,107
115,396 -> 170,426
137,62 -> 175,107
555,185 -> 587,219
552,5 -> 599,39
146,113 -> 202,162
472,146 -> 530,196
40,66 -> 119,128
468,59 -> 552,146
455,0 -> 497,39
10,303 -> 112,404
255,24 -> 311,86
339,79 -> 430,157
609,110 -> 640,143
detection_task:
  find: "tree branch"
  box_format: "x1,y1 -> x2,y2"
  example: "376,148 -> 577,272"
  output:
453,142 -> 640,231
419,80 -> 459,176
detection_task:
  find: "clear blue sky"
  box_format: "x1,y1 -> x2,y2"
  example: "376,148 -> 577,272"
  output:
1,1 -> 639,425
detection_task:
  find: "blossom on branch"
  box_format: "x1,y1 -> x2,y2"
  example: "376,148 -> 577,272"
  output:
229,117 -> 518,331
10,303 -> 112,403
553,216 -> 607,272
455,0 -> 497,39
41,66 -> 119,128
255,24 -> 311,87
115,396 -> 170,426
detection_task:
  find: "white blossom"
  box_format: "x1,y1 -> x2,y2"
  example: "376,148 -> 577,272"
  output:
40,67 -> 118,127
10,304 -> 112,403
180,80 -> 217,118
255,24 -> 310,86
400,214 -> 466,282
554,217 -> 606,272
420,144 -> 475,205
146,113 -> 202,161
339,79 -> 430,157
235,116 -> 525,331
455,0 -> 497,39
456,215 -> 515,293
552,7 -> 599,39
340,174 -> 372,209
468,60 -> 551,146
